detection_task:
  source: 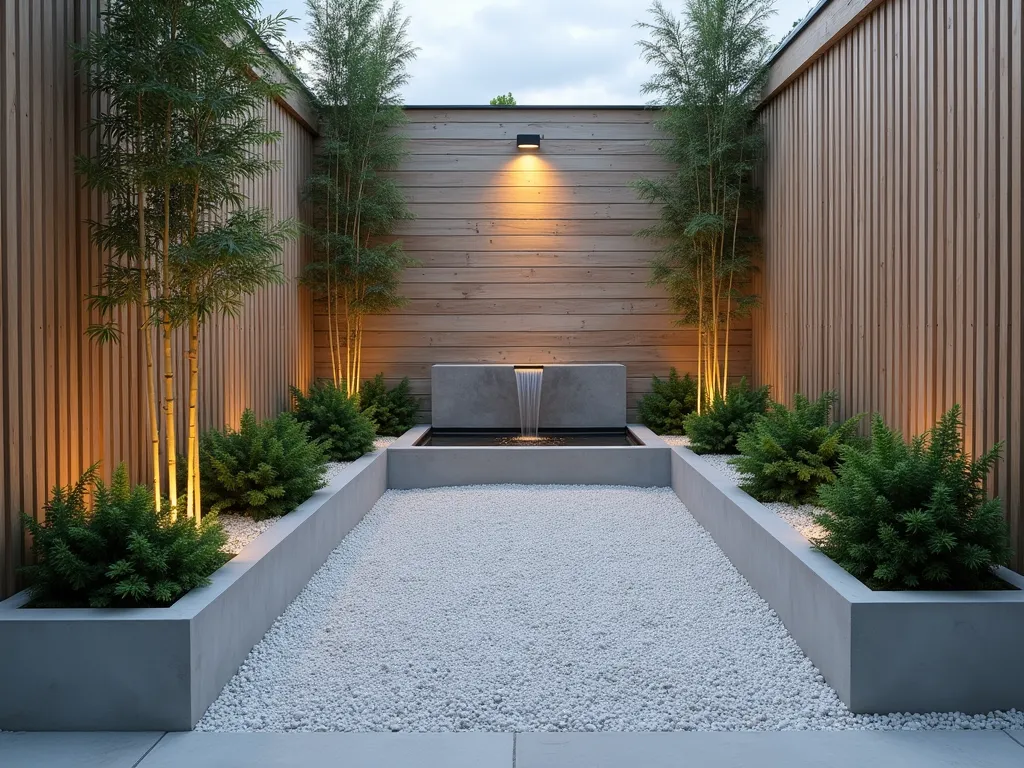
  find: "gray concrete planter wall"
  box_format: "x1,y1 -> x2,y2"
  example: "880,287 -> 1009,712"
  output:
431,364 -> 627,429
0,449 -> 389,732
388,425 -> 671,489
670,446 -> 1024,715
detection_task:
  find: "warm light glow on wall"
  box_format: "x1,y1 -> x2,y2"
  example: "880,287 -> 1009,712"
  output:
505,152 -> 547,172
490,150 -> 565,367
498,151 -> 563,210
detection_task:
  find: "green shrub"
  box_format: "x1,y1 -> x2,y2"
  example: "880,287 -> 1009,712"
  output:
731,391 -> 863,505
637,368 -> 698,434
359,373 -> 418,436
21,464 -> 228,608
813,406 -> 1013,590
291,380 -> 376,460
683,379 -> 771,454
199,410 -> 328,520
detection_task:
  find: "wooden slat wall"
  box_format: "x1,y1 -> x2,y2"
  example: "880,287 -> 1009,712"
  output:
313,107 -> 753,419
0,0 -> 315,596
754,0 -> 1024,564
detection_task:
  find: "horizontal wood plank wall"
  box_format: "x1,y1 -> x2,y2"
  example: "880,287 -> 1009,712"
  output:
754,0 -> 1024,564
0,0 -> 315,597
313,107 -> 752,419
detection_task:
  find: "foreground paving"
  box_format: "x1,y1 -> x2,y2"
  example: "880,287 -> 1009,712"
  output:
198,485 -> 1022,732
3,731 -> 1024,767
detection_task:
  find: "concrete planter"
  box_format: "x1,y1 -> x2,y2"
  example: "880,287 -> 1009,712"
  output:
387,425 -> 671,489
670,446 -> 1024,715
0,449 -> 389,731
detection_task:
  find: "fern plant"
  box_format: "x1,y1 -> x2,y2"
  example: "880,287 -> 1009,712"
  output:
684,379 -> 771,454
199,410 -> 328,520
731,391 -> 864,504
813,406 -> 1013,590
637,368 -> 699,434
292,380 -> 377,460
359,373 -> 418,436
21,464 -> 228,608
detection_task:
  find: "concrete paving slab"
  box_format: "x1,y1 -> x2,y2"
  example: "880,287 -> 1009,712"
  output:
516,731 -> 1024,768
138,732 -> 513,768
0,731 -> 164,768
1006,731 -> 1024,748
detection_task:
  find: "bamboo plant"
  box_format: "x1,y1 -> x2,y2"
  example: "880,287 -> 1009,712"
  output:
634,0 -> 774,410
302,0 -> 418,395
76,0 -> 166,511
77,0 -> 295,522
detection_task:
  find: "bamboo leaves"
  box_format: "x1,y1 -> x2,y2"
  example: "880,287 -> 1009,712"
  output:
75,0 -> 296,522
302,0 -> 417,395
635,0 -> 773,408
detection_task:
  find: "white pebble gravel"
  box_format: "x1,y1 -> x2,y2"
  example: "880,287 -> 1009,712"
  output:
197,484 -> 1023,733
221,440 -> 396,555
659,435 -> 690,447
220,515 -> 280,555
696,454 -> 826,541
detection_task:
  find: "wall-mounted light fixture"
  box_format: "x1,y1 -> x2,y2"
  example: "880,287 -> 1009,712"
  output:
516,134 -> 541,150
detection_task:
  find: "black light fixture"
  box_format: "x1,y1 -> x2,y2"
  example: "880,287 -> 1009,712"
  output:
516,133 -> 541,150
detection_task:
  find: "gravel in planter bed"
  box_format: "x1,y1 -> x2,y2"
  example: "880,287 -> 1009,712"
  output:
197,485 -> 1023,732
695,454 -> 825,541
222,439 -> 396,554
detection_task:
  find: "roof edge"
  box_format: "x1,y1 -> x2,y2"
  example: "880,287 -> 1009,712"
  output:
400,105 -> 661,110
760,0 -> 886,106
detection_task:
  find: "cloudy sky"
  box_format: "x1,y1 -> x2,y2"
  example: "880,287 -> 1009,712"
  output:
260,0 -> 819,104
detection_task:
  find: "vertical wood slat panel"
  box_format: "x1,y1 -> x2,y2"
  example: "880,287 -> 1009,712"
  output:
312,107 -> 754,419
754,0 -> 1024,568
0,2 -> 315,597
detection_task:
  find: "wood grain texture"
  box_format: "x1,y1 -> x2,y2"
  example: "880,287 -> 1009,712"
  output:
388,170 -> 664,188
0,1 -> 315,596
315,108 -> 752,423
401,267 -> 651,283
402,186 -> 652,204
397,155 -> 669,172
402,108 -> 660,123
398,121 -> 661,140
756,0 -> 1024,567
763,0 -> 886,103
405,139 -> 661,156
394,235 -> 659,252
404,203 -> 658,221
403,251 -> 661,268
399,282 -> 667,300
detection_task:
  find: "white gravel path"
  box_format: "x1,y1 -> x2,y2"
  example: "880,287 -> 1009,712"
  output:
222,438 -> 397,554
697,454 -> 825,540
197,484 -> 1023,733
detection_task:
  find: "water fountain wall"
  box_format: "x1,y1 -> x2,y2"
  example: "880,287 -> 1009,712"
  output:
430,364 -> 626,429
514,367 -> 543,437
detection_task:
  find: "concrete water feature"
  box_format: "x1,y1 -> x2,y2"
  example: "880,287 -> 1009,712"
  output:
514,366 -> 544,438
430,364 -> 627,431
387,364 -> 672,488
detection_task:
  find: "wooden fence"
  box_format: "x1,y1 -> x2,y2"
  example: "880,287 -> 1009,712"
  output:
313,106 -> 753,420
753,0 -> 1024,564
0,0 -> 317,596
